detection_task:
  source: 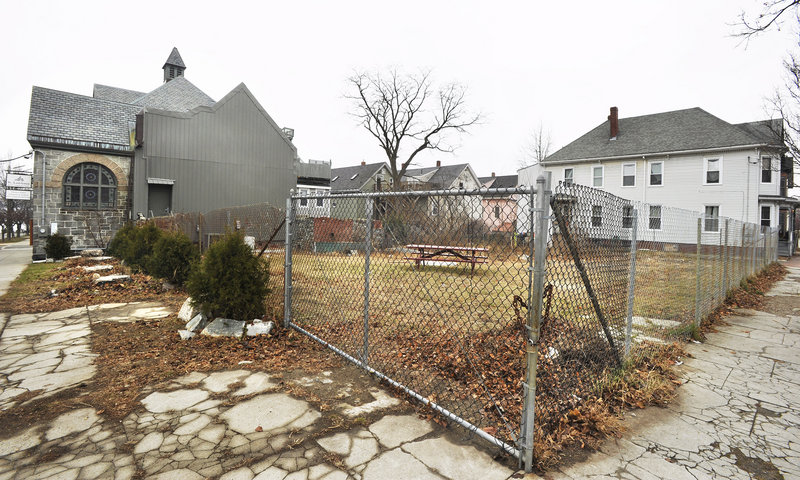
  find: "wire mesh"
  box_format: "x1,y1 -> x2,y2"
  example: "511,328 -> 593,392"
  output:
284,182 -> 779,466
287,187 -> 535,453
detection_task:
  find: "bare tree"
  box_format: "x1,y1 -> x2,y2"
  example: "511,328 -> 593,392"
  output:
734,0 -> 800,39
519,123 -> 552,168
347,70 -> 480,189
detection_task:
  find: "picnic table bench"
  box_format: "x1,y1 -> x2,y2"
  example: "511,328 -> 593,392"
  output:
404,244 -> 489,273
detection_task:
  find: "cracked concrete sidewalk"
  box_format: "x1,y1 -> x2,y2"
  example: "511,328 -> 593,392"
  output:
545,262 -> 800,480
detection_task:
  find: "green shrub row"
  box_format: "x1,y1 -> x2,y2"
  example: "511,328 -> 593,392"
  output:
108,224 -> 269,319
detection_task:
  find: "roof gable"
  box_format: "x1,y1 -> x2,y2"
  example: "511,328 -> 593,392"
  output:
330,162 -> 389,192
133,76 -> 214,112
478,174 -> 517,189
545,107 -> 783,164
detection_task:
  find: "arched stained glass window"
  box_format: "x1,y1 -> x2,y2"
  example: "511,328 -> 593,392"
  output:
63,163 -> 117,209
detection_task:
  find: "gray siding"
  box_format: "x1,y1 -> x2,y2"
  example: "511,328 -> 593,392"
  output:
134,86 -> 296,215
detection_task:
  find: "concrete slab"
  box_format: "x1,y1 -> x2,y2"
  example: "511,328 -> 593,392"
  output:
368,415 -> 433,448
361,449 -> 444,480
220,393 -> 320,434
141,389 -> 209,413
402,437 -> 513,480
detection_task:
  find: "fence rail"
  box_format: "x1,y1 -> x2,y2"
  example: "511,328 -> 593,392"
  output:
278,179 -> 775,472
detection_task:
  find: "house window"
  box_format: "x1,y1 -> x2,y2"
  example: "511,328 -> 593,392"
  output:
704,157 -> 721,184
299,189 -> 308,207
591,205 -> 602,227
762,157 -> 773,183
649,205 -> 662,230
761,205 -> 771,227
431,199 -> 439,216
649,161 -> 663,186
564,168 -> 574,185
494,205 -> 500,219
593,166 -> 604,187
458,181 -> 464,189
63,163 -> 117,210
622,163 -> 636,187
316,197 -> 324,207
704,206 -> 719,232
622,205 -> 634,229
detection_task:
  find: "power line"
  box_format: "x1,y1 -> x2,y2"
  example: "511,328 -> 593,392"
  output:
0,152 -> 33,163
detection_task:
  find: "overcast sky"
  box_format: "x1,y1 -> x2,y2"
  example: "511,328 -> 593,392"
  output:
0,0 -> 796,177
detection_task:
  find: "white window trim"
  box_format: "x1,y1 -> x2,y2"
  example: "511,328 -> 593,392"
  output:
591,205 -> 603,228
704,205 -> 720,232
761,156 -> 774,184
622,205 -> 635,229
760,204 -> 772,227
703,156 -> 723,185
592,165 -> 604,188
621,162 -> 636,188
564,168 -> 574,185
648,161 -> 664,187
648,205 -> 662,231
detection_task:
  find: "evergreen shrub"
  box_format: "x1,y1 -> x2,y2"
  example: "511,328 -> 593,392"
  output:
45,233 -> 72,260
148,231 -> 199,285
187,231 -> 269,320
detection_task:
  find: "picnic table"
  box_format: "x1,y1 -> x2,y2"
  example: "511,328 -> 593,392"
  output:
404,244 -> 489,273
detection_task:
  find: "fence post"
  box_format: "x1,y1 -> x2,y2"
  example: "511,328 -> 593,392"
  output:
695,217 -> 702,327
741,223 -> 746,283
362,197 -> 374,365
624,210 -> 638,358
521,175 -> 551,472
723,219 -> 729,295
283,193 -> 294,328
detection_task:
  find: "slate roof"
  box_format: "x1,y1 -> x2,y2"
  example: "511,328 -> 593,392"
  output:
330,162 -> 388,192
27,87 -> 141,152
478,174 -> 517,189
404,164 -> 471,188
92,84 -> 146,104
544,108 -> 785,164
132,76 -> 215,112
163,47 -> 186,68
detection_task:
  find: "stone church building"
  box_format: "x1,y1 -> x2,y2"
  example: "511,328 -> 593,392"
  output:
26,48 -> 324,259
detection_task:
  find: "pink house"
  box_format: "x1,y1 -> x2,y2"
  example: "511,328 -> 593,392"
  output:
478,173 -> 518,233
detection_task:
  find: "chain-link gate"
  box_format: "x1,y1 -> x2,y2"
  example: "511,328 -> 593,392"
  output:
282,176 -> 779,472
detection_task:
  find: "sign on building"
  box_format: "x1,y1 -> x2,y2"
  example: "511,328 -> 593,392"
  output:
5,189 -> 31,200
7,173 -> 32,189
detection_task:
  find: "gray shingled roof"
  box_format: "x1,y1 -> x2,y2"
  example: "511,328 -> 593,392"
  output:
163,47 -> 186,68
734,119 -> 783,145
92,84 -> 146,104
27,87 -> 141,151
404,164 -> 469,188
132,76 -> 215,112
478,174 -> 517,189
331,162 -> 387,192
544,108 -> 785,164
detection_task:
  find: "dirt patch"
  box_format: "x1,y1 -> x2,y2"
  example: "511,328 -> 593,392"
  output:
729,447 -> 784,480
0,257 -> 185,314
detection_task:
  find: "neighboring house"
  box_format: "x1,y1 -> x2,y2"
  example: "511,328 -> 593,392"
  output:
478,173 -> 518,232
518,107 -> 796,253
402,161 -> 483,220
295,159 -> 332,217
328,161 -> 391,219
27,48 -> 321,259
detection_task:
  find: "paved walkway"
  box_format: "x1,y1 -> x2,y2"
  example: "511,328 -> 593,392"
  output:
549,264 -> 800,479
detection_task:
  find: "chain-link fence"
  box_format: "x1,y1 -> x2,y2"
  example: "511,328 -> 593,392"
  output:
283,178 -> 777,471
151,202 -> 285,252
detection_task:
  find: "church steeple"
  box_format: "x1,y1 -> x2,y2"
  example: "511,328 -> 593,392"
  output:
162,47 -> 186,83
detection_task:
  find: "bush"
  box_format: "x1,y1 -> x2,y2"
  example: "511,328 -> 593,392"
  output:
148,231 -> 199,285
187,231 -> 269,320
45,233 -> 72,260
107,222 -> 162,272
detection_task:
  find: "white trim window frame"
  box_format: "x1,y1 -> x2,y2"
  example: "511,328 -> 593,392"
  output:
564,168 -> 574,185
760,205 -> 771,227
648,205 -> 662,231
703,156 -> 723,185
592,165 -> 604,188
704,205 -> 719,232
622,205 -> 635,229
621,162 -> 636,187
761,156 -> 773,184
591,205 -> 602,228
648,161 -> 663,186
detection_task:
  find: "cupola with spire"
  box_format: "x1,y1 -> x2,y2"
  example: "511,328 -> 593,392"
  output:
162,47 -> 186,83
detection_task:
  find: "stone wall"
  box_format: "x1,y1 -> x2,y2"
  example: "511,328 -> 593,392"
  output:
32,148 -> 132,258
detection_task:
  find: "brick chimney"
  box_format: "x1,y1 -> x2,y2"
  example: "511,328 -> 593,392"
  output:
436,160 -> 441,167
609,106 -> 619,140
491,172 -> 495,177
361,160 -> 366,166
